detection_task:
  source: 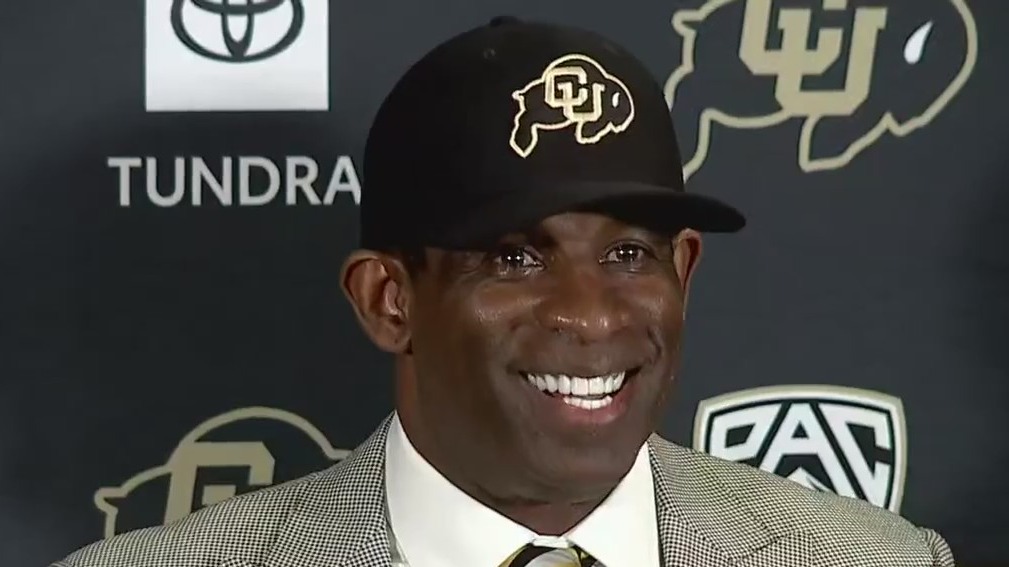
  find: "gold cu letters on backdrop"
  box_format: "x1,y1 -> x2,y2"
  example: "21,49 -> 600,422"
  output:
163,440 -> 274,522
739,0 -> 887,116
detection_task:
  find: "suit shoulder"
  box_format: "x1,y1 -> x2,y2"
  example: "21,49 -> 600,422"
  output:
647,436 -> 955,565
53,467 -> 326,567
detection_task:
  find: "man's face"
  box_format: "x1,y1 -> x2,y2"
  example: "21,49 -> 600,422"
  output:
395,211 -> 702,501
342,211 -> 702,502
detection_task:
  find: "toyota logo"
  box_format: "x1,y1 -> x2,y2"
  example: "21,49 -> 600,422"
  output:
170,0 -> 305,63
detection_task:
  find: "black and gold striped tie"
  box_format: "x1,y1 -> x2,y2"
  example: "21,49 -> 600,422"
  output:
500,544 -> 601,567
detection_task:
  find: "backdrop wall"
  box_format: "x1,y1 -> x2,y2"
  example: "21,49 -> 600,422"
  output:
1,0 -> 1006,565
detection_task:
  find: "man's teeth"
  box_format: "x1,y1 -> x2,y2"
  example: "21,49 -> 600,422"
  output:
524,372 -> 627,409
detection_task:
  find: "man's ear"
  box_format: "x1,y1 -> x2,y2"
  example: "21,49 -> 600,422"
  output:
672,229 -> 703,317
340,250 -> 413,353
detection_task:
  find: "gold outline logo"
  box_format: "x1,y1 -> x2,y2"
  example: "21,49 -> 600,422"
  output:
664,0 -> 978,181
94,407 -> 350,538
510,53 -> 636,158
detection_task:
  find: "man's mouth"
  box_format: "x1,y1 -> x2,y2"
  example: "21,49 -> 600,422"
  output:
520,368 -> 638,410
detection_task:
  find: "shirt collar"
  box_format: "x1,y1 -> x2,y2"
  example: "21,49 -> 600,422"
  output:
566,443 -> 660,567
384,413 -> 660,567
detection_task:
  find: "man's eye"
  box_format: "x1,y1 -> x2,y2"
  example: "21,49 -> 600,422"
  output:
602,243 -> 651,265
492,246 -> 541,272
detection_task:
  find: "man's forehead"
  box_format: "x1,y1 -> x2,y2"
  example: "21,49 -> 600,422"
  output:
484,211 -> 681,246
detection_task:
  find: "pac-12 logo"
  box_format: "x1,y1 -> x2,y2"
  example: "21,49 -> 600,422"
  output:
694,385 -> 907,512
94,407 -> 350,538
665,0 -> 978,181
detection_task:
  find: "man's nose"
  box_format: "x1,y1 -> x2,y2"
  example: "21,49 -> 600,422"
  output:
533,266 -> 632,343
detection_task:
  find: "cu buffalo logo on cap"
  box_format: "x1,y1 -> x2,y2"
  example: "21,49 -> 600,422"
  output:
509,54 -> 635,158
171,0 -> 304,62
694,385 -> 907,513
93,407 -> 350,538
664,0 -> 978,181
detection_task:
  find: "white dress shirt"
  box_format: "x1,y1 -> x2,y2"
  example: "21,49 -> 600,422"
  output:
384,414 -> 661,567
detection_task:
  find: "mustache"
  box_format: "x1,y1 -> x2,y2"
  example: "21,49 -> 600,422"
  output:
509,334 -> 660,376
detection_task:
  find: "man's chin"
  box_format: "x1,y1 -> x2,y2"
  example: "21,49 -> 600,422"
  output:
521,442 -> 644,500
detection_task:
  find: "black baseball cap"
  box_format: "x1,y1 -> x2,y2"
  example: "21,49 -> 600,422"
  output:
360,16 -> 745,250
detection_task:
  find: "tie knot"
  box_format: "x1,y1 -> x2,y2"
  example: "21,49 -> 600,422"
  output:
501,544 -> 600,567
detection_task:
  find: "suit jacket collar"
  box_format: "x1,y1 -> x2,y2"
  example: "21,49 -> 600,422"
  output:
646,434 -> 812,567
256,416 -> 811,567
261,415 -> 395,567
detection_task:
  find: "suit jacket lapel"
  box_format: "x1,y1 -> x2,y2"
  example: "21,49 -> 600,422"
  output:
647,435 -> 813,567
260,415 -> 396,567
250,421 -> 814,567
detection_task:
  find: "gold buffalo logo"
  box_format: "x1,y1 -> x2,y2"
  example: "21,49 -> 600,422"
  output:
664,0 -> 978,181
93,407 -> 350,538
510,53 -> 635,158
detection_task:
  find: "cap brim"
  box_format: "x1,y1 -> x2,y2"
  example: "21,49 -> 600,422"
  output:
432,180 -> 746,249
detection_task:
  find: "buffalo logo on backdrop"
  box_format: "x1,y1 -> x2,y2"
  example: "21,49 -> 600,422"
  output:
145,0 -> 328,111
664,0 -> 978,181
694,385 -> 907,512
510,54 -> 635,158
94,407 -> 350,538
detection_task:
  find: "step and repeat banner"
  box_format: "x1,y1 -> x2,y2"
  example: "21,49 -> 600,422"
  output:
1,0 -> 1006,565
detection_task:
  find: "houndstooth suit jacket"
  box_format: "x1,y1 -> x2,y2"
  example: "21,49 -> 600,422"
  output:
52,415 -> 955,567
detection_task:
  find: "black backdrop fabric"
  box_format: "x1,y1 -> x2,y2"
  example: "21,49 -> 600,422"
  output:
1,0 -> 1007,565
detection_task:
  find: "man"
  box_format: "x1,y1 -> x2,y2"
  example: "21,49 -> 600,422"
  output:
53,16 -> 954,567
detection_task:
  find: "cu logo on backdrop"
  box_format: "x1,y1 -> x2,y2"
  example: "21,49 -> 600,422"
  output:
665,0 -> 978,180
94,407 -> 350,538
694,385 -> 908,513
170,0 -> 305,62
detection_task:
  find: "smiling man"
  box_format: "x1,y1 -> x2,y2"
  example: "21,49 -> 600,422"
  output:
53,16 -> 954,567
